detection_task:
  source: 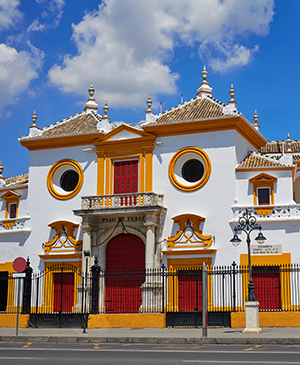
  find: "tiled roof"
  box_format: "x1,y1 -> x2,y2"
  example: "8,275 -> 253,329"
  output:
20,111 -> 103,140
237,152 -> 286,168
4,173 -> 29,188
152,96 -> 226,125
260,140 -> 300,153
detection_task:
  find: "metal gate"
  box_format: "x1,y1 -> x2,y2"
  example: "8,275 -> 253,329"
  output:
165,267 -> 231,327
29,263 -> 87,328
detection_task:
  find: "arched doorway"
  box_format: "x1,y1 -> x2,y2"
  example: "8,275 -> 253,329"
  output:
105,233 -> 145,313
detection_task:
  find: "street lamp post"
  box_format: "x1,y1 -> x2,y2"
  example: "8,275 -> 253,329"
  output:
230,208 -> 266,301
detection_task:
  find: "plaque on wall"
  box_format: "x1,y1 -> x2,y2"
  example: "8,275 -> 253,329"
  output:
250,245 -> 282,255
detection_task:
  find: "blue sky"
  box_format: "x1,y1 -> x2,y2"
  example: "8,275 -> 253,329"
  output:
0,0 -> 299,178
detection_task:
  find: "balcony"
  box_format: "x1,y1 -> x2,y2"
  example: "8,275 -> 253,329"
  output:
231,205 -> 300,223
81,192 -> 164,210
0,216 -> 31,235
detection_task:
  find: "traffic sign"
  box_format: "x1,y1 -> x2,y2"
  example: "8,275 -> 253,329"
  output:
13,257 -> 27,273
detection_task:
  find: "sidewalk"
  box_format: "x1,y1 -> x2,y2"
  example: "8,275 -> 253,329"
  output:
0,327 -> 300,345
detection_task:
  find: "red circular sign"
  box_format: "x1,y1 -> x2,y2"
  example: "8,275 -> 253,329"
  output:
13,257 -> 27,273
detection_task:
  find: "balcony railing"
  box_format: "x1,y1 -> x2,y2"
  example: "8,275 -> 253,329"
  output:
82,192 -> 164,210
232,205 -> 300,221
0,216 -> 31,234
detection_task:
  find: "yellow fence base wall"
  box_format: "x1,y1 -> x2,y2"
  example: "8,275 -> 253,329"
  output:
231,311 -> 300,328
88,314 -> 166,329
0,314 -> 29,328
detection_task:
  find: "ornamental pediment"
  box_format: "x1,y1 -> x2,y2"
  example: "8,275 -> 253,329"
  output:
167,214 -> 212,249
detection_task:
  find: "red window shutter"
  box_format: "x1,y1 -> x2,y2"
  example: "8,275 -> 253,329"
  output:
114,160 -> 138,194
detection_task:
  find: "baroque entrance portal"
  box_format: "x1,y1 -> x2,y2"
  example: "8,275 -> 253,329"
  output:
105,233 -> 145,313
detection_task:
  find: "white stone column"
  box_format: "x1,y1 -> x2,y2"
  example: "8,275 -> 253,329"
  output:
145,214 -> 156,270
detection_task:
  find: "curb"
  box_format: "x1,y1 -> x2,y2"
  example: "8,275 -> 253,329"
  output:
1,336 -> 300,345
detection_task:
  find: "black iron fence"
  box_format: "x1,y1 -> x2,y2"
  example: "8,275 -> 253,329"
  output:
1,261 -> 300,316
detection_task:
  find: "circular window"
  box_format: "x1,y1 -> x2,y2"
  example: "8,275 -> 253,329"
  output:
168,147 -> 211,192
181,159 -> 204,183
47,159 -> 84,200
60,170 -> 79,192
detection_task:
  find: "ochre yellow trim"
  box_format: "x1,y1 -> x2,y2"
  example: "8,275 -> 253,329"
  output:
44,221 -> 82,253
88,314 -> 165,328
254,207 -> 274,217
40,261 -> 82,313
168,147 -> 211,192
96,150 -> 105,195
249,173 -> 277,206
163,249 -> 217,255
47,159 -> 84,201
0,314 -> 29,328
144,116 -> 267,150
145,147 -> 153,192
1,191 -> 21,219
166,260 -> 213,312
39,253 -> 82,260
0,262 -> 15,313
3,220 -> 16,229
231,311 -> 300,328
241,253 -> 291,311
167,214 -> 212,248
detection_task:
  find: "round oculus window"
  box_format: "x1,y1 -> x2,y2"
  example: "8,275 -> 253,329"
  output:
181,159 -> 204,183
47,159 -> 84,200
60,170 -> 79,192
168,147 -> 211,192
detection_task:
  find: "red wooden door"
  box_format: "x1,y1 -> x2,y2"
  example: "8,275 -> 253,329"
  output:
53,272 -> 74,313
252,266 -> 281,310
105,234 -> 145,313
114,161 -> 138,205
178,270 -> 202,311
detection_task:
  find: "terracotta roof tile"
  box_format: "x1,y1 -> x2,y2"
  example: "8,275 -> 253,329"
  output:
4,173 -> 29,188
260,140 -> 300,153
20,111 -> 103,140
237,152 -> 284,168
153,96 -> 225,125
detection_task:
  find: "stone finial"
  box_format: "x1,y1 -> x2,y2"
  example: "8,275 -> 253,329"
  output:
197,65 -> 213,97
0,161 -> 6,188
229,84 -> 235,100
29,110 -> 42,137
88,82 -> 95,97
146,94 -> 153,111
31,110 -> 38,128
201,65 -> 208,81
103,100 -> 109,118
252,109 -> 260,131
84,82 -> 98,113
286,132 -> 292,153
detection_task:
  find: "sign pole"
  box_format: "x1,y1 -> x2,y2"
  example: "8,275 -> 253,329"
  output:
202,262 -> 208,337
16,277 -> 21,336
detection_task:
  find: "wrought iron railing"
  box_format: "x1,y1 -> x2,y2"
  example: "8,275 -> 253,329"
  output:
2,263 -> 300,315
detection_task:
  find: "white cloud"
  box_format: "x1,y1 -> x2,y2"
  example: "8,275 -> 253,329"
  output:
0,0 -> 22,29
0,43 -> 44,116
48,0 -> 274,107
27,0 -> 65,32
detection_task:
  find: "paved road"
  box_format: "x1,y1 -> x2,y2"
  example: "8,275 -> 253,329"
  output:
1,342 -> 300,364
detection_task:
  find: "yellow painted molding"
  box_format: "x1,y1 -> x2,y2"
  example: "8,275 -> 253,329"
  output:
47,159 -> 84,200
249,173 -> 278,206
144,116 -> 267,150
44,221 -> 82,253
168,147 -> 211,192
0,314 -> 29,328
167,214 -> 212,248
254,207 -> 274,217
88,313 -> 166,328
162,249 -> 217,255
231,311 -> 300,328
3,220 -> 16,229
